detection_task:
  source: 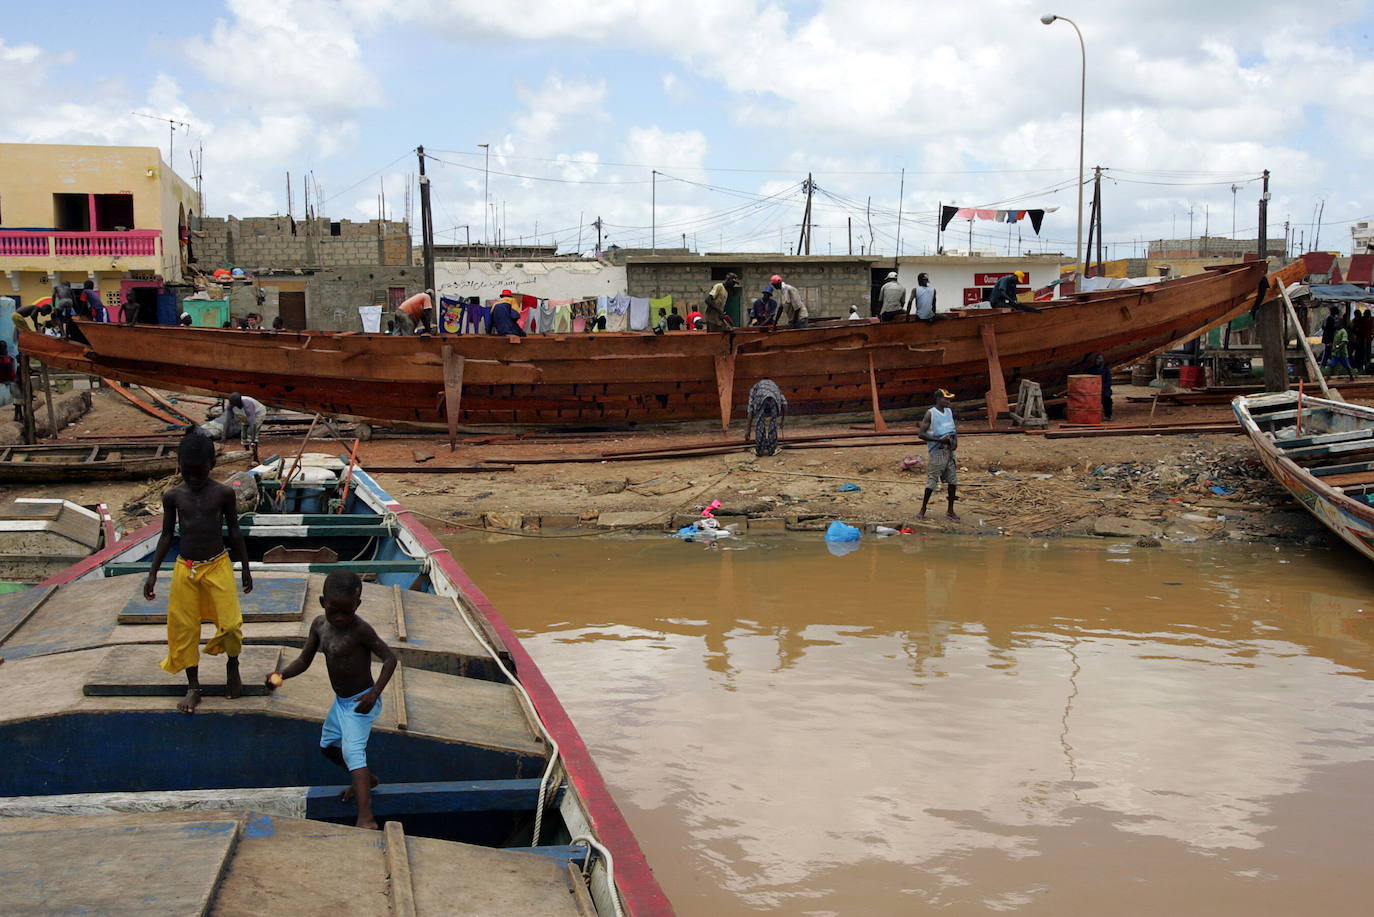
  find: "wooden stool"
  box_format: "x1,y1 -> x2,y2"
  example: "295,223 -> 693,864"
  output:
1010,379 -> 1048,429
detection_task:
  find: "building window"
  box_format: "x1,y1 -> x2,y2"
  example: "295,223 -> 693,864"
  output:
330,221 -> 342,237
94,194 -> 134,231
53,193 -> 90,231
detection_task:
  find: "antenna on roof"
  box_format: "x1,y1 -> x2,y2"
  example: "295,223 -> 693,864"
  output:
130,111 -> 191,168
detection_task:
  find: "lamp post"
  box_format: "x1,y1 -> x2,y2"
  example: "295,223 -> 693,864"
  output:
1041,13 -> 1085,284
478,143 -> 490,250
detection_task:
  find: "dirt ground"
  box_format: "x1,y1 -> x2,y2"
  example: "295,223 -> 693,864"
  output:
0,384 -> 1329,547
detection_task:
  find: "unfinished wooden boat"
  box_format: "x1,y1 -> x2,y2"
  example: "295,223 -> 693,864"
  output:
24,261 -> 1291,429
0,458 -> 670,915
1235,390 -> 1374,562
0,498 -> 116,585
0,440 -> 179,482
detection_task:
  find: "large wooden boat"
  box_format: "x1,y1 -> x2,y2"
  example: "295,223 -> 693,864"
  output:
0,456 -> 671,915
24,261 -> 1291,429
1236,390 -> 1374,562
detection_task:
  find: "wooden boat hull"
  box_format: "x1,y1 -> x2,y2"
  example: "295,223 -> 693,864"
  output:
1235,391 -> 1374,562
0,442 -> 179,483
29,262 -> 1270,428
0,462 -> 671,915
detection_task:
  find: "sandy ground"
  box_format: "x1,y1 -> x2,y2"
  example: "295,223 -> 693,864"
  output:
0,383 -> 1329,547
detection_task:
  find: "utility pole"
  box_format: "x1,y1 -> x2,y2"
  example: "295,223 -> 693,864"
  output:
286,172 -> 292,219
1095,166 -> 1104,273
848,216 -> 853,256
651,170 -> 657,252
797,175 -> 815,255
576,211 -> 583,256
416,146 -> 436,296
1256,169 -> 1285,392
1313,199 -> 1325,251
478,143 -> 490,251
593,216 -> 604,255
894,168 -> 905,268
1231,184 -> 1239,237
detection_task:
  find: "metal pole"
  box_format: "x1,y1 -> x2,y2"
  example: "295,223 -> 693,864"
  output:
651,170 -> 656,252
1041,14 -> 1086,284
894,168 -> 905,267
416,146 -> 436,299
479,143 -> 489,248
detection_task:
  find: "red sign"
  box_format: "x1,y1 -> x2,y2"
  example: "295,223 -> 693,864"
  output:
962,288 -> 985,305
974,271 -> 1027,286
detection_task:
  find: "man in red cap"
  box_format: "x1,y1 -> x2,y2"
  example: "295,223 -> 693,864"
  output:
489,290 -> 524,337
772,274 -> 809,328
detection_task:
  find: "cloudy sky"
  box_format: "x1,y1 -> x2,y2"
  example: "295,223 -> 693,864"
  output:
4,0 -> 1373,257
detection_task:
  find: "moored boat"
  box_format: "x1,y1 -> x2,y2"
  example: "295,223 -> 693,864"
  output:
0,440 -> 180,483
22,260 -> 1290,429
1235,390 -> 1374,561
0,454 -> 670,914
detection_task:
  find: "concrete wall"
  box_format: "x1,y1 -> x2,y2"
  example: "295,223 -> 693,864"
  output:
625,257 -> 871,318
196,217 -> 411,271
249,265 -> 424,331
434,260 -> 625,301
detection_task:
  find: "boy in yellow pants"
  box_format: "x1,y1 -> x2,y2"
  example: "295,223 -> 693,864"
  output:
143,430 -> 254,713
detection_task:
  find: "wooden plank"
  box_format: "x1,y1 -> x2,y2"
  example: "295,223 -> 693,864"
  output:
117,574 -> 309,624
865,352 -> 888,433
392,665 -> 409,731
1277,428 -> 1373,450
1281,437 -> 1374,459
567,861 -> 597,917
1311,460 -> 1374,477
304,778 -> 550,820
102,378 -> 186,425
980,323 -> 1009,427
364,464 -> 515,474
384,820 -> 418,917
441,345 -> 464,452
106,560 -> 425,577
1318,471 -> 1374,488
0,585 -> 57,649
713,352 -> 736,433
392,585 -> 408,643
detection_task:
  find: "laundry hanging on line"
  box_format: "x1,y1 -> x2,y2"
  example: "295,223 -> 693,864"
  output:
939,205 -> 1056,235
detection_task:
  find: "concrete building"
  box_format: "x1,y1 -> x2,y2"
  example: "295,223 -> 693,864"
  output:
197,216 -> 410,271
0,142 -> 199,318
892,255 -> 1069,308
1352,220 -> 1374,253
1148,236 -> 1285,259
625,255 -> 872,321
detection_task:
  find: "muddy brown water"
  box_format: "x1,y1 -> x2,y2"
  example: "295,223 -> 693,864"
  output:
448,533 -> 1374,916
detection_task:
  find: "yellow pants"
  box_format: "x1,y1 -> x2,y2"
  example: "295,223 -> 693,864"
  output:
159,552 -> 244,674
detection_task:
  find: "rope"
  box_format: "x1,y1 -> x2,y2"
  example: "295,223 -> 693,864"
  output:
569,835 -> 626,917
445,589 -> 561,845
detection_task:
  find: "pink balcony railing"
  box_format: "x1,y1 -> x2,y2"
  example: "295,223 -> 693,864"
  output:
0,229 -> 161,258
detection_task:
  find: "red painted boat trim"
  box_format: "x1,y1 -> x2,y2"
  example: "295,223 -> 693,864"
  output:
388,504 -> 674,916
38,519 -> 161,587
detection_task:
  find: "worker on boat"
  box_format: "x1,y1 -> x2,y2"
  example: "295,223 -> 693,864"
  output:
686,307 -> 705,330
771,274 -> 809,328
878,271 -> 907,322
750,286 -> 779,326
394,292 -> 434,335
179,312 -> 194,326
907,273 -> 937,320
228,392 -> 266,464
666,306 -> 686,331
848,305 -> 863,321
917,388 -> 959,521
704,272 -> 739,332
488,295 -> 526,337
990,271 -> 1041,313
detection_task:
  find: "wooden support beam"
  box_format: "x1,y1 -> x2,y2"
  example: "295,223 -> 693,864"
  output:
40,365 -> 57,440
980,323 -> 1009,428
391,585 -> 407,643
441,345 -> 464,452
713,352 -> 735,433
866,352 -> 888,433
383,820 -> 418,917
303,778 -> 555,820
1276,278 -> 1335,400
391,665 -> 409,731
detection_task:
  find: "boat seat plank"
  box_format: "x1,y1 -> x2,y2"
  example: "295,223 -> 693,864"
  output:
1277,428 -> 1374,450
117,574 -> 309,624
84,645 -> 280,696
245,513 -> 388,526
104,559 -> 426,576
1322,471 -> 1374,488
0,818 -> 240,917
1312,460 -> 1374,477
305,778 -> 555,820
1282,438 -> 1374,459
230,523 -> 390,538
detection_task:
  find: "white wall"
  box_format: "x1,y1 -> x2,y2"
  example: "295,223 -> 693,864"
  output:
434,260 -> 625,301
895,255 -> 1069,309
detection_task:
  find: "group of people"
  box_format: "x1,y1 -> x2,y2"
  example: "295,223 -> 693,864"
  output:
745,274 -> 811,329
146,427 -> 396,829
1320,304 -> 1373,379
876,271 -> 940,321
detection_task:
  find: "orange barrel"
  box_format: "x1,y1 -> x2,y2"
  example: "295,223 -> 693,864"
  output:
1178,365 -> 1203,389
1066,373 -> 1103,424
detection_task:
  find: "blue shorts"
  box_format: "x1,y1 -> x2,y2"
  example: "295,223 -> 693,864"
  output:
320,689 -> 381,771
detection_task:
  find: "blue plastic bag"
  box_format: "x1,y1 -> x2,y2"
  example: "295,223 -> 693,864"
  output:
825,521 -> 862,542
837,482 -> 862,492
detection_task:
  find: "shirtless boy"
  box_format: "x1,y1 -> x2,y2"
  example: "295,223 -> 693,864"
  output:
143,430 -> 254,713
266,571 -> 396,829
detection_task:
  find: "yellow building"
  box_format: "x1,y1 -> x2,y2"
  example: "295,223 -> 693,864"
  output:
0,142 -> 199,320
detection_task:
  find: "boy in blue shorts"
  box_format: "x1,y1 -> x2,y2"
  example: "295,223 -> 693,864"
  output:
266,570 -> 396,828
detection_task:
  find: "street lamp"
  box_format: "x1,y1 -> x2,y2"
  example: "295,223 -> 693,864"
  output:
1041,13 -> 1086,284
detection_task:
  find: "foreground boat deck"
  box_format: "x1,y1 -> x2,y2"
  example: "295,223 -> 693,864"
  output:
0,810 -> 592,916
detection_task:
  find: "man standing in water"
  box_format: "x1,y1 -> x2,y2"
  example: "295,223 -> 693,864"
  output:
917,389 -> 959,521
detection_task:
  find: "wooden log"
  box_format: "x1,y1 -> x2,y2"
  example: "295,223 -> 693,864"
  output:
391,665 -> 409,732
102,378 -> 185,426
980,323 -> 1009,427
383,820 -> 418,917
866,352 -> 888,432
391,585 -> 407,643
713,351 -> 735,434
441,345 -> 464,451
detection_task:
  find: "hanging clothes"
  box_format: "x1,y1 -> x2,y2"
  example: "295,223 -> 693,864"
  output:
628,296 -> 652,332
535,299 -> 558,334
549,299 -> 574,333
